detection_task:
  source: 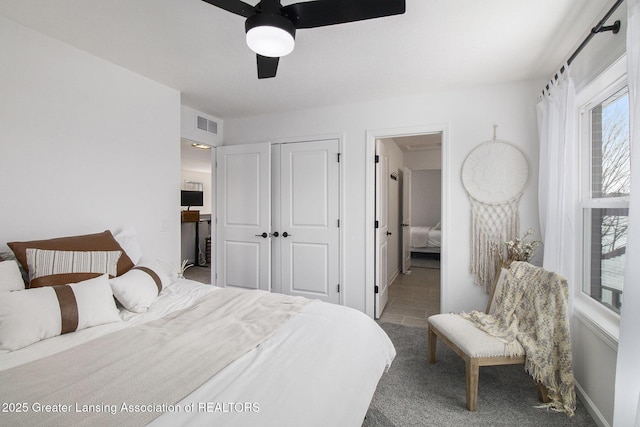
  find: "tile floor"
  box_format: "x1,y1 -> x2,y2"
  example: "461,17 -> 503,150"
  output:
183,264 -> 212,284
379,265 -> 440,328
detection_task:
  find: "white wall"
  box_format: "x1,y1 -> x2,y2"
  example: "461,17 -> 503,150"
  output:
573,319 -> 618,425
0,16 -> 181,267
404,149 -> 442,170
225,80 -> 542,314
180,105 -> 223,147
411,170 -> 441,227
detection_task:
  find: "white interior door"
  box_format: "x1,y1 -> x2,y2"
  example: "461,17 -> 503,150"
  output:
216,143 -> 271,291
402,167 -> 412,273
375,140 -> 389,319
279,139 -> 340,303
270,144 -> 282,295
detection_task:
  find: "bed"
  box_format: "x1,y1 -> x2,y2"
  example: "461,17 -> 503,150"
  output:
410,225 -> 441,254
0,230 -> 395,426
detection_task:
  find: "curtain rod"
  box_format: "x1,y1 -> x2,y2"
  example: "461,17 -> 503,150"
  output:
543,0 -> 624,94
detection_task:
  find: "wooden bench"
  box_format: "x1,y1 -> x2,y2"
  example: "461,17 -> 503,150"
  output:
427,267 -> 549,411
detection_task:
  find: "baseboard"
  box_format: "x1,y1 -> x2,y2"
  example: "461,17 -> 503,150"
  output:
575,380 -> 611,427
389,269 -> 399,286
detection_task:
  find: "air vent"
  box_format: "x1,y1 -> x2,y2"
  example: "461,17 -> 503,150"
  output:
197,115 -> 218,134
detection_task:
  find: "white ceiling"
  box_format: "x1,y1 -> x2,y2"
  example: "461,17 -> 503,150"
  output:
392,133 -> 442,152
0,0 -> 611,119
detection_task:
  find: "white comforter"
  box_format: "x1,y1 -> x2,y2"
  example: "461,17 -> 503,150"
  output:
411,226 -> 441,248
0,280 -> 395,427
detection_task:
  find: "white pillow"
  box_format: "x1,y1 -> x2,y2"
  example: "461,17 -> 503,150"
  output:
109,257 -> 171,313
434,221 -> 441,230
0,252 -> 29,284
0,275 -> 121,352
113,227 -> 143,264
0,260 -> 25,291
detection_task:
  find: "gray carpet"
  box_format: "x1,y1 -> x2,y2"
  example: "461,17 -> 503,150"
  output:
363,322 -> 596,427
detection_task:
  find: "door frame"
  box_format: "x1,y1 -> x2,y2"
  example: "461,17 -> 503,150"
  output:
365,124 -> 449,318
210,147 -> 217,285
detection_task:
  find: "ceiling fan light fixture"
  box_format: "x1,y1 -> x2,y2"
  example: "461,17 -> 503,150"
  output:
245,13 -> 296,58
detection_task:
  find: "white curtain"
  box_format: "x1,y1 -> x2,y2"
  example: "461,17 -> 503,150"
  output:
614,0 -> 640,425
536,67 -> 576,315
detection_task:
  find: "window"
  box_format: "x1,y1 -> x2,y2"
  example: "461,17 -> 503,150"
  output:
581,86 -> 630,314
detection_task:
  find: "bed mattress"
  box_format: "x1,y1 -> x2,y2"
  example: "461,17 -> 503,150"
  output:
411,226 -> 441,248
0,280 -> 395,426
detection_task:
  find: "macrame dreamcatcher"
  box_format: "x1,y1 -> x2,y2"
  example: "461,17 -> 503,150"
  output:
461,132 -> 529,292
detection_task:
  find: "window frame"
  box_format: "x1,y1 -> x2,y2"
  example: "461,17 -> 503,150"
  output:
574,55 -> 628,344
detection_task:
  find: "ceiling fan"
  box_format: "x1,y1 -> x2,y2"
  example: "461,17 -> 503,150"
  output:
201,0 -> 406,79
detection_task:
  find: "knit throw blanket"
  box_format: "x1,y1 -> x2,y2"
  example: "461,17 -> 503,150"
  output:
460,261 -> 576,415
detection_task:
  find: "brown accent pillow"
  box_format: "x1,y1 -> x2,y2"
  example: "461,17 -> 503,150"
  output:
7,231 -> 134,287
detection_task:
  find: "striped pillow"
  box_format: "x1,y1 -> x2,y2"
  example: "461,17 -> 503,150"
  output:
109,257 -> 172,313
26,249 -> 122,288
0,275 -> 121,352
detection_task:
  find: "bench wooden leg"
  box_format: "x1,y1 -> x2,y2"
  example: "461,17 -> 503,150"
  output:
465,358 -> 479,411
537,382 -> 551,403
428,326 -> 437,364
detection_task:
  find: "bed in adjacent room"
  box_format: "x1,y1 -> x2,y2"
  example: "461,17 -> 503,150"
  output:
410,224 -> 441,254
0,230 -> 395,426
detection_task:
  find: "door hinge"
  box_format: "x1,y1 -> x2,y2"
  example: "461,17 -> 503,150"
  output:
375,220 -> 379,229
337,284 -> 340,293
375,155 -> 380,163
337,153 -> 341,163
375,285 -> 379,294
337,219 -> 340,227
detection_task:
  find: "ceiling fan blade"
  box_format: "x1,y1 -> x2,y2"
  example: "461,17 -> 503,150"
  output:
257,55 -> 279,79
201,0 -> 256,18
283,0 -> 405,29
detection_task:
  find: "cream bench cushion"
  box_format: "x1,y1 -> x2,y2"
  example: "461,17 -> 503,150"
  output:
428,313 -> 524,358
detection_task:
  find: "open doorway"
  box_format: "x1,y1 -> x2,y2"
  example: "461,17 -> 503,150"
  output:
379,134 -> 441,327
179,139 -> 213,284
368,126 -> 446,326
397,134 -> 442,271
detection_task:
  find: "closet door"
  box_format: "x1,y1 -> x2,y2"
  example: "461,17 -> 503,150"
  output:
279,139 -> 340,303
216,143 -> 271,291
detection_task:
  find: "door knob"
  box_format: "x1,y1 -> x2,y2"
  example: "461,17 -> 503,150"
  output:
271,231 -> 279,237
254,232 -> 268,238
386,231 -> 392,236
401,223 -> 409,227
282,232 -> 291,238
